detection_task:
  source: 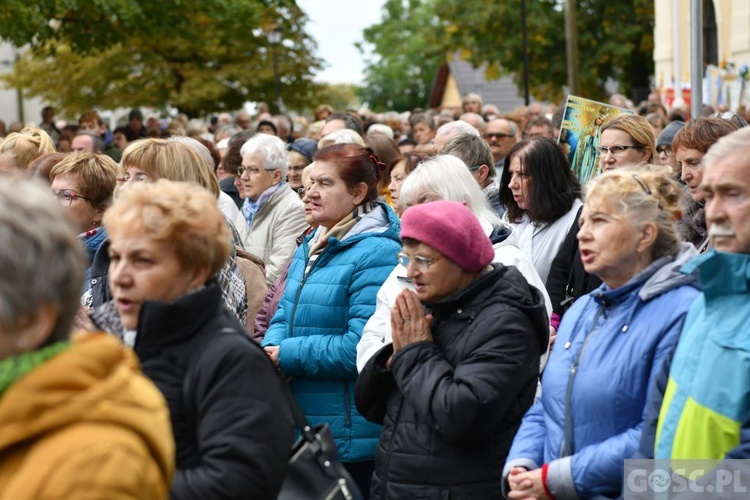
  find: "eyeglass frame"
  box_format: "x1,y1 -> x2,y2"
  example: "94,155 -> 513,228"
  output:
397,252 -> 440,273
595,144 -> 643,157
54,189 -> 91,207
237,165 -> 279,177
655,145 -> 672,156
484,132 -> 514,140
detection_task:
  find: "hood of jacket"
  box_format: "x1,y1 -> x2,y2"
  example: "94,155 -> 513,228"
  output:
427,263 -> 549,354
638,242 -> 701,300
0,333 -> 173,481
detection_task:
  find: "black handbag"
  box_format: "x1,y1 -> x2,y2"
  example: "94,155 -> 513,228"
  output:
277,382 -> 363,500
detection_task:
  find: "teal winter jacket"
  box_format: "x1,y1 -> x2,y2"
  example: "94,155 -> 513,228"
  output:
262,203 -> 400,462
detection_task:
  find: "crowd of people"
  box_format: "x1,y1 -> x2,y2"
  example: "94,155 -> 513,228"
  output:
0,90 -> 749,499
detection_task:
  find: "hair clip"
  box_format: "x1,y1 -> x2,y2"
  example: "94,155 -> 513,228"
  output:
632,173 -> 663,210
369,153 -> 387,172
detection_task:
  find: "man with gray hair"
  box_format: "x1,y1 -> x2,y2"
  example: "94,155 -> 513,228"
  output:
639,127 -> 750,483
433,120 -> 479,154
442,132 -> 505,216
459,112 -> 486,136
71,132 -> 105,154
484,118 -> 518,169
238,134 -> 307,284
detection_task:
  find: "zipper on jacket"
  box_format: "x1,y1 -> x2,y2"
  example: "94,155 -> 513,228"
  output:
344,381 -> 352,427
287,250 -> 323,337
561,305 -> 605,457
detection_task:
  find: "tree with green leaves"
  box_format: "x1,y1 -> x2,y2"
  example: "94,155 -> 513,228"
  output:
356,0 -> 445,112
358,0 -> 654,108
0,0 -> 323,116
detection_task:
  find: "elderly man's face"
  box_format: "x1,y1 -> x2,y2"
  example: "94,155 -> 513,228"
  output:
485,119 -> 516,161
71,135 -> 95,153
701,152 -> 750,254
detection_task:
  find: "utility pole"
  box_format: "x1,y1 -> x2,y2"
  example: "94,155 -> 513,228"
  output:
689,0 -> 702,119
521,0 -> 530,105
564,0 -> 580,96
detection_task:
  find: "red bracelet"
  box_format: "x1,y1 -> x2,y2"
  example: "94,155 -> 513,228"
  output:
541,463 -> 555,499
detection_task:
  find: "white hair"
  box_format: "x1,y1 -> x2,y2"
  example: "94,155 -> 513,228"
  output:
399,155 -> 503,229
366,123 -> 394,139
240,133 -> 288,177
317,129 -> 366,149
436,120 -> 480,142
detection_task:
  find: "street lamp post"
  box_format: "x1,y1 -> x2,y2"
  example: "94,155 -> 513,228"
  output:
267,26 -> 283,113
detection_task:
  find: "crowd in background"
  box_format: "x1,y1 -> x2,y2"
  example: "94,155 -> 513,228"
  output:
0,89 -> 749,499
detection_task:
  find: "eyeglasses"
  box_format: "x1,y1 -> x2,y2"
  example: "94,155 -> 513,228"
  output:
397,252 -> 439,273
116,173 -> 151,184
238,166 -> 275,176
656,145 -> 672,156
54,190 -> 90,207
484,132 -> 513,140
595,145 -> 643,157
297,187 -> 306,196
469,165 -> 482,171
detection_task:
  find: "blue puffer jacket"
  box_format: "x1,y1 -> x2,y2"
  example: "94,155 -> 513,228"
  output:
262,203 -> 400,462
504,244 -> 701,499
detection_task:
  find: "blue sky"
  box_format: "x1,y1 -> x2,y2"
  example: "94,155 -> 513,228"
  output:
297,0 -> 387,85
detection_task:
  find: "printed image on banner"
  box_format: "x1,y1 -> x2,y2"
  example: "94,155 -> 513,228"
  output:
624,459 -> 750,499
557,95 -> 633,185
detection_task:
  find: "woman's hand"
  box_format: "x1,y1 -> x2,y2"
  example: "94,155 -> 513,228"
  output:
507,467 -> 551,500
390,289 -> 432,352
263,346 -> 280,367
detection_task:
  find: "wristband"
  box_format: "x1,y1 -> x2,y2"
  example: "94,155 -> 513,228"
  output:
541,463 -> 555,499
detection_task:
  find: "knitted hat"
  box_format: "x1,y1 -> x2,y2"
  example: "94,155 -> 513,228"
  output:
657,120 -> 685,147
400,200 -> 494,273
287,138 -> 318,163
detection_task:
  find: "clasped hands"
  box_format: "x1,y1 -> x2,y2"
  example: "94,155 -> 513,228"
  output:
390,289 -> 433,353
507,467 -> 551,500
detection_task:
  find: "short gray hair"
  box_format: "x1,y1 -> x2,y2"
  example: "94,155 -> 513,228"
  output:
0,179 -> 86,345
435,121 -> 480,142
703,127 -> 750,167
442,133 -> 496,180
240,133 -> 288,177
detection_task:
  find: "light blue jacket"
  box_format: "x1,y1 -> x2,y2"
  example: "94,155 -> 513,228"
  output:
262,203 -> 400,462
504,244 -> 700,498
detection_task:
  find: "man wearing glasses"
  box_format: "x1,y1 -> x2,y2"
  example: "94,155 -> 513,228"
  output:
484,118 -> 518,170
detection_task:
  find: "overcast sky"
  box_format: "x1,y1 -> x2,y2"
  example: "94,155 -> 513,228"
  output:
297,0 -> 387,85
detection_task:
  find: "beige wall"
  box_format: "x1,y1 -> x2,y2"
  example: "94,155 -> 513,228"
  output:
440,73 -> 462,109
654,0 -> 750,99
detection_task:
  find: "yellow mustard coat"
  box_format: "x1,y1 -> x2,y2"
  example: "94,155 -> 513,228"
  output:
0,333 -> 174,499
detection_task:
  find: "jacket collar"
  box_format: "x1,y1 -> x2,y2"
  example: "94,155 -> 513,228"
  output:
135,280 -> 223,355
681,249 -> 750,297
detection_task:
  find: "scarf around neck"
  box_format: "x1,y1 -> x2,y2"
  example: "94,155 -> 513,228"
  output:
0,341 -> 72,397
